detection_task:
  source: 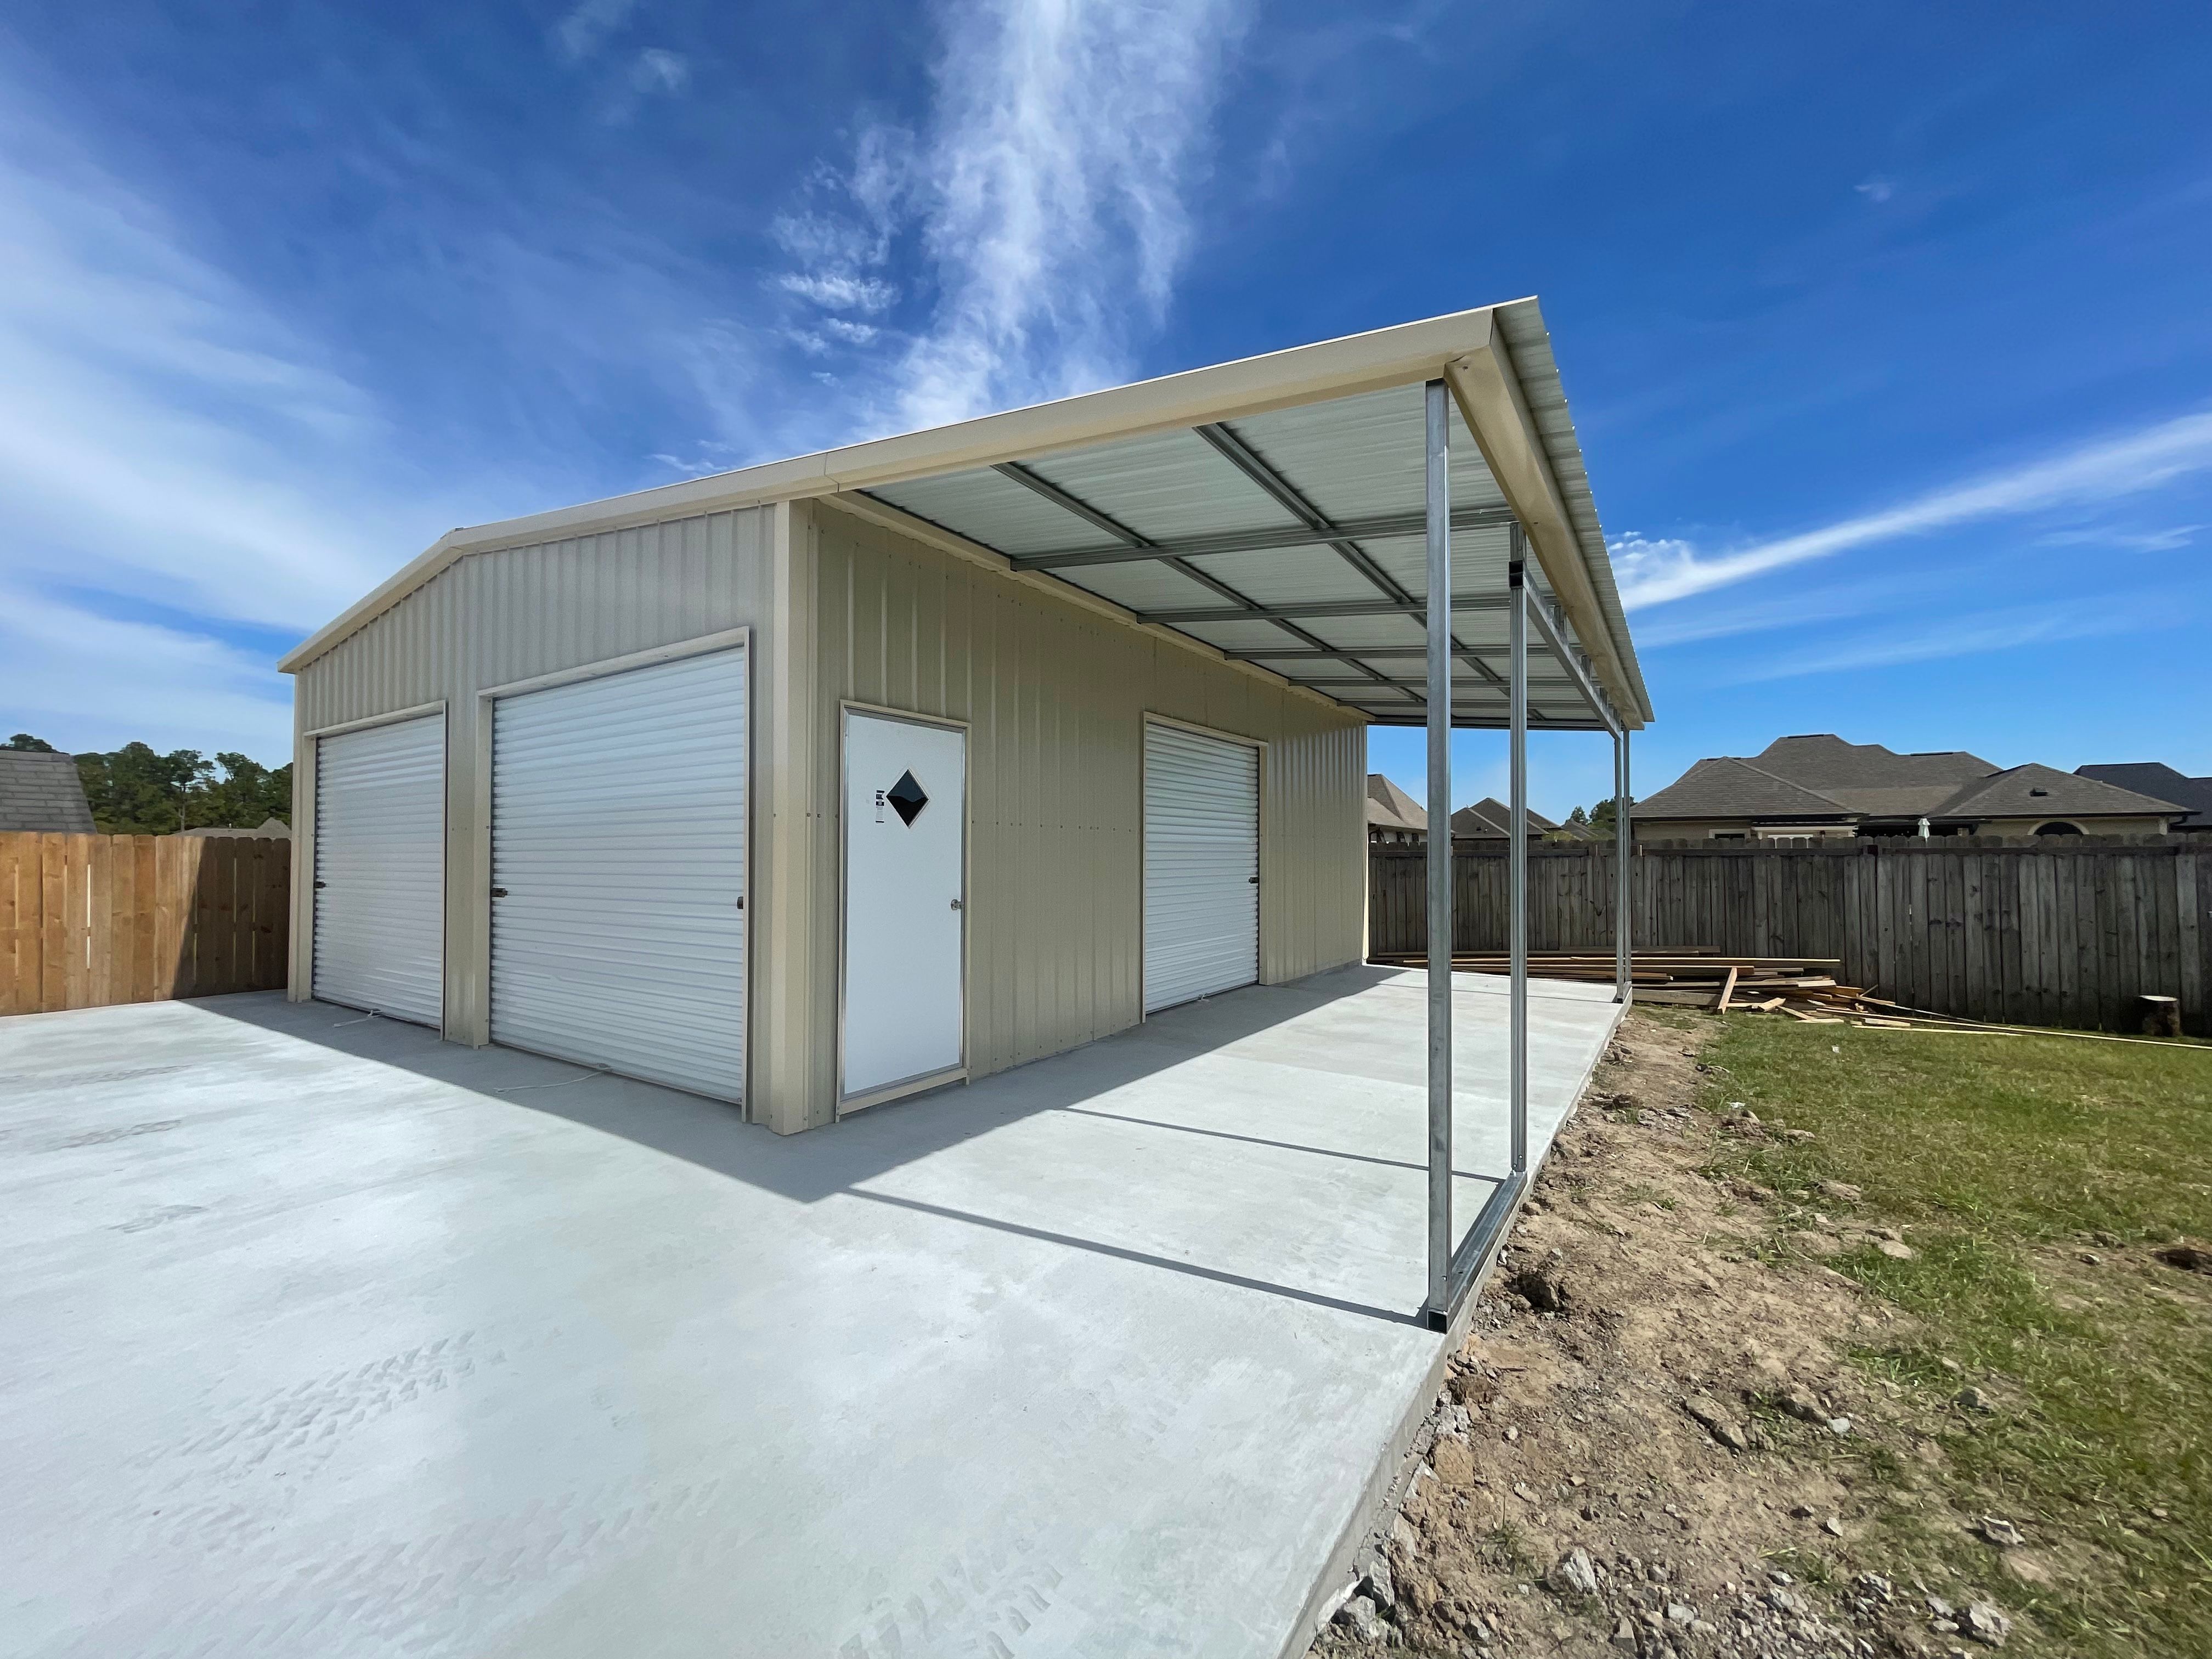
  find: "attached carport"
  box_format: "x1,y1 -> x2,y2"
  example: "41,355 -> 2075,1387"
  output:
833,306 -> 1654,1322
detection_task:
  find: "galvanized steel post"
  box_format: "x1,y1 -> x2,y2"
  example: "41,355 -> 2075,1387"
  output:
1508,546 -> 1529,1177
1614,726 -> 1632,1004
1424,379 -> 1453,1318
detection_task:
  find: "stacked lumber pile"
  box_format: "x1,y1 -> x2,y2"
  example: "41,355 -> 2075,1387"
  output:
1368,946 -> 1859,1012
1368,946 -> 2206,1047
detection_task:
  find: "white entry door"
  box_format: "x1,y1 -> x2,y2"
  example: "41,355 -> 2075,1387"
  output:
313,714 -> 445,1026
490,647 -> 748,1102
1143,720 -> 1260,1014
841,710 -> 967,1105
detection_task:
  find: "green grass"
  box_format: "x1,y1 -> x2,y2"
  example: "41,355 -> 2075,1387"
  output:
1692,1018 -> 2212,1657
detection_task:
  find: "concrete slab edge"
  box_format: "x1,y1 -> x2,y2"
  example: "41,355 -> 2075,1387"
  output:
1277,995 -> 1629,1657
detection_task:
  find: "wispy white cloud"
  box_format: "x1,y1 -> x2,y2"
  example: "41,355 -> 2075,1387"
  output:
0,111 -> 461,632
554,0 -> 642,63
775,270 -> 898,312
1723,595 -> 2179,684
630,48 -> 689,95
2032,523 -> 2202,553
893,0 -> 1251,428
0,583 -> 292,755
769,0 -> 1254,434
1616,410 -> 2212,609
1631,580 -> 1908,650
1854,176 -> 1895,204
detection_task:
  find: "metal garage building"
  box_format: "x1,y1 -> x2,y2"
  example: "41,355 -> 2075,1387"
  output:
282,300 -> 1652,1240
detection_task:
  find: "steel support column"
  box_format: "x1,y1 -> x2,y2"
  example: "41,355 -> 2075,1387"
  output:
1423,379 -> 1453,1322
1508,551 -> 1530,1177
1615,727 -> 1632,1005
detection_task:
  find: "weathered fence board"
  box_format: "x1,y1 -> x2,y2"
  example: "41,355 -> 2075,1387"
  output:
1369,837 -> 2212,1037
0,833 -> 291,1016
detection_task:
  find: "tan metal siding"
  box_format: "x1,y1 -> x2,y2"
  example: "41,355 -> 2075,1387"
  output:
290,509 -> 775,1049
797,501 -> 1364,1125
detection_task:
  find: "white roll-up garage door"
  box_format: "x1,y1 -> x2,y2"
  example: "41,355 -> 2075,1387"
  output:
490,647 -> 747,1102
1143,720 -> 1260,1014
314,714 -> 445,1026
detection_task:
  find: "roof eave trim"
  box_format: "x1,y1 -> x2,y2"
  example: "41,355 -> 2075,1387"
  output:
1442,318 -> 1649,728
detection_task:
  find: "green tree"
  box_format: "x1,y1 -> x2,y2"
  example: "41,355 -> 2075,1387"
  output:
71,742 -> 293,833
5,733 -> 57,751
192,752 -> 294,829
76,743 -> 210,834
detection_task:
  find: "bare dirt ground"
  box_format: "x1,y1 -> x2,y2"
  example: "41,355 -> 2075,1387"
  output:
1310,1009 -> 2004,1659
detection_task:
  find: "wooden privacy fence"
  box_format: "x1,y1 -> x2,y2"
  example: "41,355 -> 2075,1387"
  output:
1,833 -> 291,1016
1369,837 -> 2210,1037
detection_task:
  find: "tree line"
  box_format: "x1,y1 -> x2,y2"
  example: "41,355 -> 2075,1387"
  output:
5,734 -> 291,836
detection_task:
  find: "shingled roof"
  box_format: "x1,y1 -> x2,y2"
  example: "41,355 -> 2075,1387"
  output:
1634,756 -> 1854,822
1749,734 -> 1996,817
2078,763 -> 2212,830
1451,797 -> 1558,837
1931,764 -> 2183,821
1637,735 -> 2188,829
0,751 -> 95,833
1366,774 -> 1426,834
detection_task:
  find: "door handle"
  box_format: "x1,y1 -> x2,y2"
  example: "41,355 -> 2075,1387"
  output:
1248,876 -> 1259,884
950,899 -> 963,910
490,888 -> 508,898
313,880 -> 327,889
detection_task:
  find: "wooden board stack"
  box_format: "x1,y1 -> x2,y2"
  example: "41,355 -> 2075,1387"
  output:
1367,946 -> 1863,1012
1365,946 -> 2207,1047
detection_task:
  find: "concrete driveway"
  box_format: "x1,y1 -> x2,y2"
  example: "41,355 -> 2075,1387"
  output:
1,966 -> 1621,1658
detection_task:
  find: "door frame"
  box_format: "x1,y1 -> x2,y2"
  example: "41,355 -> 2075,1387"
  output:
1137,711 -> 1268,1021
475,627 -> 754,1110
300,701 -> 450,1032
836,699 -> 972,1115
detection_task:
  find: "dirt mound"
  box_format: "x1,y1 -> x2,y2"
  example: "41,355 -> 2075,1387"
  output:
1311,1014 -> 1970,1659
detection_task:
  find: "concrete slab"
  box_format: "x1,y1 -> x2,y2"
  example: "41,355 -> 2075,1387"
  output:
1,964 -> 1621,1658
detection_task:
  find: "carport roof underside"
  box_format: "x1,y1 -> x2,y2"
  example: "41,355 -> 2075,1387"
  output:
281,298 -> 1651,731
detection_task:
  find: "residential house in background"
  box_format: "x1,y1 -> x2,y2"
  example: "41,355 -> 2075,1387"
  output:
1450,798 -> 1556,839
0,750 -> 95,834
1368,777 -> 1602,845
1366,774 -> 1426,845
2076,763 -> 2212,837
1634,734 -> 2181,843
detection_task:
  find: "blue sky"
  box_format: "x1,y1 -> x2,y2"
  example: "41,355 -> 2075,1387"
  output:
2,2 -> 2207,815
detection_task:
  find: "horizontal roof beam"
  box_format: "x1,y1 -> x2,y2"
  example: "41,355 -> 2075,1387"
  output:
1279,676 -> 1587,692
1222,644 -> 1576,664
1136,594 -> 1511,625
1005,504 -> 1517,571
1518,579 -> 1620,735
1360,714 -> 1618,732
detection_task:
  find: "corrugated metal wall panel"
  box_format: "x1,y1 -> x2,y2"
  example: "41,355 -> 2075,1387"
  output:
803,501 -> 1365,1094
291,509 -> 774,1043
1143,722 -> 1260,1012
490,647 -> 747,1101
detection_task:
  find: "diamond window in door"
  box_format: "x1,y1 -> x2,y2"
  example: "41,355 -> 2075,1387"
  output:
887,769 -> 929,826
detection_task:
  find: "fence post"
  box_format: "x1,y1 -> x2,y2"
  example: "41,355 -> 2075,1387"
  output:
2179,847 -> 2204,1037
